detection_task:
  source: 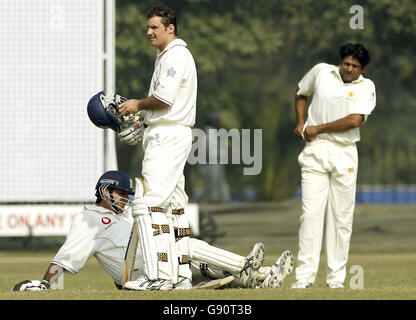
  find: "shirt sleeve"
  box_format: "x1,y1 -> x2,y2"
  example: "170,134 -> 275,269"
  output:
152,50 -> 187,106
297,63 -> 328,97
51,213 -> 98,274
349,80 -> 376,122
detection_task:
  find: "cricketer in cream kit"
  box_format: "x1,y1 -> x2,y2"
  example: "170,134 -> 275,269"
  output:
294,61 -> 376,286
139,37 -> 197,283
145,38 -> 197,127
299,63 -> 376,145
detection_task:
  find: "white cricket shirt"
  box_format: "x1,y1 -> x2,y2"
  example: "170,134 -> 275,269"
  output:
145,38 -> 197,127
297,63 -> 376,145
52,205 -> 142,285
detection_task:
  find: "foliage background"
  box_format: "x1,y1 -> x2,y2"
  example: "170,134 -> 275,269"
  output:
114,0 -> 416,201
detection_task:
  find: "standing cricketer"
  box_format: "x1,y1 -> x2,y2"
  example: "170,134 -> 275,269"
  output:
117,6 -> 197,290
291,43 -> 376,289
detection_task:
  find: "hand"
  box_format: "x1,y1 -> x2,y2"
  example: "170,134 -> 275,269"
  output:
294,123 -> 305,140
303,126 -> 319,142
12,280 -> 49,292
132,198 -> 149,218
118,99 -> 141,116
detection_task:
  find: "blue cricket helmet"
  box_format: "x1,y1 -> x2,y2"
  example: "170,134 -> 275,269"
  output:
95,170 -> 135,214
87,91 -> 126,133
95,170 -> 135,197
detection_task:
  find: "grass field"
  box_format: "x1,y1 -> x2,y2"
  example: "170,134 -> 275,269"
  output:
1,200 -> 416,301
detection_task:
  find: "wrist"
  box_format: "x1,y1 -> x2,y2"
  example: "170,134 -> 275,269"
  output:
135,99 -> 142,112
315,125 -> 324,134
41,280 -> 50,289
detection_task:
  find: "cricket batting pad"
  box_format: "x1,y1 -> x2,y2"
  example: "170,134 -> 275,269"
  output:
167,213 -> 179,285
134,178 -> 158,280
190,260 -> 233,281
188,238 -> 246,274
173,210 -> 192,280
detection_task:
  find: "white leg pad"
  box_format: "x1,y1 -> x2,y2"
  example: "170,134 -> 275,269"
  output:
136,214 -> 158,280
188,238 -> 245,274
166,214 -> 179,285
173,212 -> 192,280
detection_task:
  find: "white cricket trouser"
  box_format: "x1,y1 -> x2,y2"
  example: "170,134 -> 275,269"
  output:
295,138 -> 358,284
142,123 -> 193,281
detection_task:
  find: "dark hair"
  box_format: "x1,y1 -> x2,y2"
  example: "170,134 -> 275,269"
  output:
339,43 -> 370,68
146,6 -> 177,36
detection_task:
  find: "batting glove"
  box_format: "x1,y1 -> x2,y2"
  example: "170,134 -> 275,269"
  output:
118,118 -> 146,146
12,280 -> 50,292
132,198 -> 149,218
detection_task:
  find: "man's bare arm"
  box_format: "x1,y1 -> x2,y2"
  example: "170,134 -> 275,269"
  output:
118,95 -> 169,116
294,89 -> 308,139
304,114 -> 364,142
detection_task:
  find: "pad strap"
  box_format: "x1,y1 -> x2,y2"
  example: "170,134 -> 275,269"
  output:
178,255 -> 189,265
172,208 -> 184,215
152,224 -> 170,236
174,227 -> 191,241
157,253 -> 168,262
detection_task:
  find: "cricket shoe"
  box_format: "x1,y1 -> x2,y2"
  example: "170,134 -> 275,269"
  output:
246,242 -> 266,270
173,277 -> 192,290
148,278 -> 173,291
290,280 -> 312,289
262,250 -> 294,288
239,268 -> 261,288
327,281 -> 344,289
239,243 -> 266,288
123,275 -> 151,291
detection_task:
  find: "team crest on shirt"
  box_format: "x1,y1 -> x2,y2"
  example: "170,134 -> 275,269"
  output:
102,217 -> 111,224
167,67 -> 176,78
346,91 -> 357,101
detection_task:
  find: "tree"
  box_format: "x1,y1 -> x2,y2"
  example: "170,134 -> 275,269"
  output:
114,0 -> 416,200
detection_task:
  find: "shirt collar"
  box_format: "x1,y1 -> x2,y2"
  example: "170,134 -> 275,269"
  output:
331,66 -> 365,84
84,204 -> 113,214
157,38 -> 187,57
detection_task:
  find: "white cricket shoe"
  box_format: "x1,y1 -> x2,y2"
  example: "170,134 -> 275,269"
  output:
327,281 -> 344,289
239,243 -> 266,288
262,250 -> 294,288
290,280 -> 312,289
174,277 -> 192,290
239,268 -> 261,288
247,242 -> 266,270
123,275 -> 151,291
148,278 -> 173,291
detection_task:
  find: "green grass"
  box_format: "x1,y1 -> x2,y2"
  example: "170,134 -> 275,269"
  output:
1,251 -> 415,300
1,200 -> 416,300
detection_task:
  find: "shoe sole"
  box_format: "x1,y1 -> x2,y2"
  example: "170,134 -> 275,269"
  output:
123,277 -> 151,291
173,278 -> 193,290
250,243 -> 265,270
148,281 -> 173,291
266,250 -> 294,288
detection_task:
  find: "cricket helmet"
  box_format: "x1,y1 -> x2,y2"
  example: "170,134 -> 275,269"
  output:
95,170 -> 135,214
87,91 -> 127,133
